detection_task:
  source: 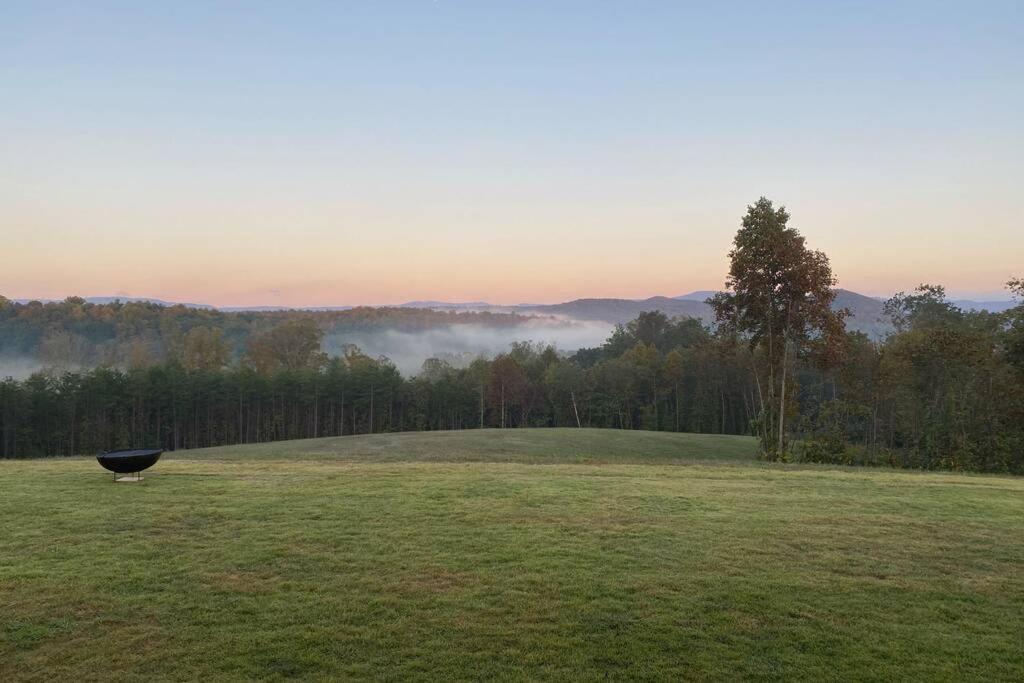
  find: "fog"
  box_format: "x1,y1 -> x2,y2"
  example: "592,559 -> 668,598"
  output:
1,318 -> 616,380
0,357 -> 47,381
324,318 -> 613,375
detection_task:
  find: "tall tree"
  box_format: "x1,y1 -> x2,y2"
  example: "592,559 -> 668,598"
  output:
1004,277 -> 1024,374
709,197 -> 846,458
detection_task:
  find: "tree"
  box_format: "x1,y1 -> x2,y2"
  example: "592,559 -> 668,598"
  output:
884,284 -> 960,332
466,357 -> 491,428
623,342 -> 662,429
543,361 -> 585,427
1004,277 -> 1024,374
38,328 -> 89,371
709,197 -> 846,459
631,311 -> 670,348
663,349 -> 686,431
179,326 -> 231,371
590,358 -> 636,429
877,288 -> 1015,470
489,355 -> 527,428
245,320 -> 326,373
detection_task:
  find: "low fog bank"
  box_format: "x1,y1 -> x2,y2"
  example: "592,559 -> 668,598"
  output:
324,319 -> 613,375
0,357 -> 48,381
1,319 -> 615,380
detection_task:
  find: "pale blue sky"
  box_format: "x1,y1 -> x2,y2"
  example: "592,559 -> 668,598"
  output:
2,1 -> 1022,304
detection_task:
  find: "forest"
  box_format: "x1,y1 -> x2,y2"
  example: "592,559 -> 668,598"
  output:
2,200 -> 1022,473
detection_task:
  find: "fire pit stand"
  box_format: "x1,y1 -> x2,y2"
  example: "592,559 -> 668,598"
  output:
96,449 -> 163,482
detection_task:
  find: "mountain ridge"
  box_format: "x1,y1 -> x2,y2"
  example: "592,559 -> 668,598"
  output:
9,290 -> 1015,338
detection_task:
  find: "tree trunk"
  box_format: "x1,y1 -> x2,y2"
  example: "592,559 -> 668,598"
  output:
674,383 -> 680,432
767,327 -> 775,454
720,388 -> 726,434
778,336 -> 788,456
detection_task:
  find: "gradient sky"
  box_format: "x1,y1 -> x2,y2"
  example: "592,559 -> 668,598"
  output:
3,1 -> 1022,306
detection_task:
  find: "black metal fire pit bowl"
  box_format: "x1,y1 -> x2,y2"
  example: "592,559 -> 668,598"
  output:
97,448 -> 163,481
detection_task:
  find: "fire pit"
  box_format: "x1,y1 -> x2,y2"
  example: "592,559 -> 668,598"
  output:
97,448 -> 163,482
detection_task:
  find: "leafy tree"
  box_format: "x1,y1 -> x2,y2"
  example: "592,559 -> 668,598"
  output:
623,342 -> 662,429
709,197 -> 846,459
1004,277 -> 1024,374
663,349 -> 686,431
245,319 -> 326,373
466,356 -> 491,428
631,311 -> 670,348
884,284 -> 960,332
489,355 -> 527,428
38,328 -> 89,370
543,361 -> 586,427
179,326 -> 231,371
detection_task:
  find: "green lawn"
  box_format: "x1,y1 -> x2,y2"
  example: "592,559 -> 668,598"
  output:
190,427 -> 759,464
2,429 -> 1022,681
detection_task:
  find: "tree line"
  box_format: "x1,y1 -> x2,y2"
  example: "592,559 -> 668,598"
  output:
2,199 -> 1021,472
0,314 -> 752,458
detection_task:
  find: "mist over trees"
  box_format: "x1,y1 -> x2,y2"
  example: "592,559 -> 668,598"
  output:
2,199 -> 1021,472
0,298 -> 539,372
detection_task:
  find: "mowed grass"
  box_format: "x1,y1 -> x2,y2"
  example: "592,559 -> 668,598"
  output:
1,430 -> 1022,681
189,427 -> 759,464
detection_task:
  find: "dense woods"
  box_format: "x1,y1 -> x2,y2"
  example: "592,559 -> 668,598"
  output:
0,314 -> 742,457
2,200 -> 1022,473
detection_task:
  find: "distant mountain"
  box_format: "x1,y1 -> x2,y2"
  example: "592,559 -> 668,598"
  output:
673,290 -> 719,302
14,296 -> 215,309
950,299 -> 1016,313
512,289 -> 895,336
219,305 -> 355,312
832,289 -> 892,337
10,297 -> 356,312
397,301 -> 494,310
518,297 -> 713,325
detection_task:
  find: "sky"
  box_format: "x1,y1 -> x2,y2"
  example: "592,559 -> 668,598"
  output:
2,1 -> 1022,306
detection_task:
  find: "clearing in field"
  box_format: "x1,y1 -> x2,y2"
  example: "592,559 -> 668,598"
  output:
2,429 -> 1022,681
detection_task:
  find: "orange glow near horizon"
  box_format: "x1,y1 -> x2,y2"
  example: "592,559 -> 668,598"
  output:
5,196 -> 1021,307
5,188 -> 1024,306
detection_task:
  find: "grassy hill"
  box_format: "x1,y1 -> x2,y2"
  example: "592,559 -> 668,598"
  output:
2,429 -> 1022,681
190,428 -> 757,464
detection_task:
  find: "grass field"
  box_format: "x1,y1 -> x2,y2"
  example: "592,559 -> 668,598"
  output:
2,428 -> 1022,681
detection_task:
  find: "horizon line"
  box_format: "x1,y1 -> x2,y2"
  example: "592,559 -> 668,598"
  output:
4,288 -> 1018,310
